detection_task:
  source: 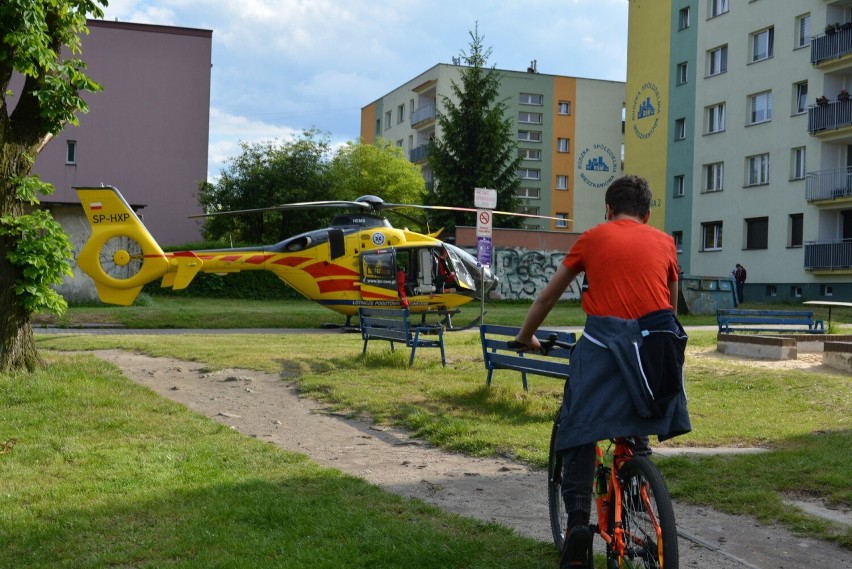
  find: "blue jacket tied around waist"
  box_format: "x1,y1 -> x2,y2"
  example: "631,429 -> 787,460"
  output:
555,309 -> 692,453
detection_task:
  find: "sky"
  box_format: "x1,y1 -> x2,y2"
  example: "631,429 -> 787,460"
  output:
99,0 -> 629,181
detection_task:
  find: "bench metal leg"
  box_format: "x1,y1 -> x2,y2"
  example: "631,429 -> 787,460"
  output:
486,369 -> 494,386
409,340 -> 417,366
521,371 -> 529,392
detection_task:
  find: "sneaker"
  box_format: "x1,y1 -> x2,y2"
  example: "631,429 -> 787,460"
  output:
560,523 -> 593,568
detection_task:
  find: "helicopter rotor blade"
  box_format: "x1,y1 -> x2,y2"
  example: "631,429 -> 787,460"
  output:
380,202 -> 571,222
189,200 -> 372,219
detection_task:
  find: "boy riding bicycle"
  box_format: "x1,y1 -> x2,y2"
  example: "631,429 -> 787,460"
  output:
514,175 -> 691,568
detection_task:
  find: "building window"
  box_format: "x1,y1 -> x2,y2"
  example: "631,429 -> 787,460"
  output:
674,118 -> 686,140
749,91 -> 772,124
703,162 -> 724,192
676,62 -> 688,85
558,101 -> 571,115
821,284 -> 834,297
796,14 -> 811,48
709,0 -> 729,18
751,27 -> 774,62
746,153 -> 770,186
555,213 -> 569,228
745,217 -> 769,249
518,111 -> 543,124
518,130 -> 542,142
518,168 -> 541,180
520,93 -> 543,106
556,175 -> 568,190
702,221 -> 723,251
766,285 -> 777,297
679,6 -> 690,29
794,81 -> 808,114
397,104 -> 405,124
790,286 -> 803,298
789,213 -> 803,247
706,103 -> 726,134
384,110 -> 392,130
674,175 -> 685,197
557,138 -> 570,153
519,148 -> 541,160
791,147 -> 806,180
708,45 -> 728,76
516,187 -> 540,199
66,140 -> 77,165
672,231 -> 683,253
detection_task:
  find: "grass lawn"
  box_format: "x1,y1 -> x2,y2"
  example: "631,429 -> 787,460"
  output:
35,296 -> 727,329
1,353 -> 556,568
30,326 -> 852,553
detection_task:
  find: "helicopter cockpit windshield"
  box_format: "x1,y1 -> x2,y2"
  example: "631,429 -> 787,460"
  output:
442,246 -> 475,290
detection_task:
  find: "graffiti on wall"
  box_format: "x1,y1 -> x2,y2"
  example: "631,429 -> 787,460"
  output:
463,246 -> 583,301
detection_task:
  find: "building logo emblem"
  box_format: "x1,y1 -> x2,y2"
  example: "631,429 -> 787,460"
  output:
577,144 -> 618,189
631,82 -> 662,140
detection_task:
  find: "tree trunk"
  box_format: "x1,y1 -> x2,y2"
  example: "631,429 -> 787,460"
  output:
0,238 -> 42,373
0,154 -> 44,372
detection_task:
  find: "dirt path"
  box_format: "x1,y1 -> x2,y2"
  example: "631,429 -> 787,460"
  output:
88,349 -> 850,569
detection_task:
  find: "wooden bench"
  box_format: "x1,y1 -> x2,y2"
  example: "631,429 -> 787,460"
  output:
358,307 -> 446,366
479,324 -> 575,391
716,309 -> 825,334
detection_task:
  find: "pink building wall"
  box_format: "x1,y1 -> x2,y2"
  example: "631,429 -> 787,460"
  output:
34,20 -> 212,245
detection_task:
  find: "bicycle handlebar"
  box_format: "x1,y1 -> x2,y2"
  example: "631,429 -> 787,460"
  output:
507,333 -> 575,355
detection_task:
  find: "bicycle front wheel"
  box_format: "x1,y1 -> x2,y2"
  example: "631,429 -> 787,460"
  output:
611,456 -> 678,569
547,410 -> 567,550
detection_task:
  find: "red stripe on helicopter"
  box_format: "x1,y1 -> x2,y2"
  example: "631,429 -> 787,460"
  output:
270,256 -> 312,267
317,279 -> 358,293
245,254 -> 269,264
303,262 -> 359,278
361,290 -> 396,300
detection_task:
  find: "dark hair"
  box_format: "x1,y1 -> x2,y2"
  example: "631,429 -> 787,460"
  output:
605,175 -> 652,218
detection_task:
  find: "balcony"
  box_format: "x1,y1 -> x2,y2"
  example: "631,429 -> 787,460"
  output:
811,24 -> 852,66
808,98 -> 852,133
805,167 -> 852,201
804,240 -> 852,271
410,104 -> 436,128
409,144 -> 429,163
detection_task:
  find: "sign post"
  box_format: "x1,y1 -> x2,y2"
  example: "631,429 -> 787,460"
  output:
474,188 -> 497,323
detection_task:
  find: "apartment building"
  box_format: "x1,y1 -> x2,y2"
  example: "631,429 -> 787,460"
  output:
34,20 -> 212,246
361,63 -> 625,234
625,0 -> 851,302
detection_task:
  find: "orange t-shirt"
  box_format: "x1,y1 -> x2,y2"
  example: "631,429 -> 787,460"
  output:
562,219 -> 678,319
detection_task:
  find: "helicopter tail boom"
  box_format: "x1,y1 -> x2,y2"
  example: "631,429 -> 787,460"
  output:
75,186 -> 170,305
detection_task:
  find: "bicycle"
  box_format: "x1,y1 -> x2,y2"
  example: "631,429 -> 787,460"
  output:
511,335 -> 679,569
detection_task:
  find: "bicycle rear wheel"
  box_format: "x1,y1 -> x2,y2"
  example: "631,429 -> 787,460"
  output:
547,411 -> 567,550
609,456 -> 678,569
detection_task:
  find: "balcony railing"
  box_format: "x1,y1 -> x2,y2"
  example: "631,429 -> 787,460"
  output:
804,240 -> 852,270
807,98 -> 852,133
805,167 -> 852,201
409,144 -> 429,163
410,104 -> 436,127
811,25 -> 852,65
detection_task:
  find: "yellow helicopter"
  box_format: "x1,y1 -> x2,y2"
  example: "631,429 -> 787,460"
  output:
74,186 -> 554,329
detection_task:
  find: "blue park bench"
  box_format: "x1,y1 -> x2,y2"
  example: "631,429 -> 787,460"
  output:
716,309 -> 825,334
479,324 -> 575,391
358,307 -> 446,366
